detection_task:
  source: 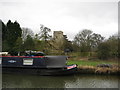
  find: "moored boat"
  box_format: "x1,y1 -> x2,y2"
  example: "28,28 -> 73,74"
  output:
0,52 -> 77,75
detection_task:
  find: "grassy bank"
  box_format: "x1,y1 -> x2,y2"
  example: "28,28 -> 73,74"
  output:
67,58 -> 119,75
67,58 -> 118,67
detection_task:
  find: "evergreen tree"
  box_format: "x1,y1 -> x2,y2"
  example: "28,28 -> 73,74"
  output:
13,37 -> 23,55
5,20 -> 22,54
2,21 -> 8,51
23,35 -> 35,50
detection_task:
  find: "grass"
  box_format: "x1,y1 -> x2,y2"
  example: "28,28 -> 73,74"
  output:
67,59 -> 118,67
66,56 -> 119,74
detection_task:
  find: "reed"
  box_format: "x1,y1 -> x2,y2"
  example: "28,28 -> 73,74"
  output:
77,65 -> 119,75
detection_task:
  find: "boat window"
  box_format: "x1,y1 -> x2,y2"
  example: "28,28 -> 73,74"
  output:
23,58 -> 33,65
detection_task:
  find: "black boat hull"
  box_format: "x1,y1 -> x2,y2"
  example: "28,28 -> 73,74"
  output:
2,67 -> 77,76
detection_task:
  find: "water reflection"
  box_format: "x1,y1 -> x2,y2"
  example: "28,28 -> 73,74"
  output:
2,74 -> 118,88
65,75 -> 118,88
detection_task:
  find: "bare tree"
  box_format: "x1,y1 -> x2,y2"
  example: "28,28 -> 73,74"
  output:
74,29 -> 104,53
22,27 -> 34,41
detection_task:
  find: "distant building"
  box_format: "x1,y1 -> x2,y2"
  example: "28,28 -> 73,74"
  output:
52,31 -> 65,50
49,31 -> 69,54
53,31 -> 64,46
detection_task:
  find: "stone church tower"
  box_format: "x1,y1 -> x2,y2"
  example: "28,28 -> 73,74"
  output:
53,31 -> 64,42
53,31 -> 64,50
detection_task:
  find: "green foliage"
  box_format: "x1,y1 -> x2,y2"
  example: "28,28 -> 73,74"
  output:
1,20 -> 118,58
118,37 -> 120,58
2,21 -> 8,51
39,24 -> 51,41
91,33 -> 104,51
34,38 -> 44,51
97,34 -> 118,59
97,42 -> 110,59
2,21 -> 7,41
79,52 -> 90,57
13,37 -> 23,53
62,35 -> 73,52
36,24 -> 52,54
6,20 -> 22,46
2,40 -> 10,51
2,20 -> 22,55
107,35 -> 118,58
23,35 -> 35,50
74,29 -> 93,52
67,60 -> 117,66
22,27 -> 34,41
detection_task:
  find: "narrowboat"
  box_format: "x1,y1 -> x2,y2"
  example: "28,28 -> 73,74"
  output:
0,51 -> 77,75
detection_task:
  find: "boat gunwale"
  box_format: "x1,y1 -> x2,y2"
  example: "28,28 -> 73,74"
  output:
0,56 -> 45,58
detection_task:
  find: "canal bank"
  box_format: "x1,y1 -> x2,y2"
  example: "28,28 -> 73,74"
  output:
77,65 -> 120,75
67,59 -> 119,75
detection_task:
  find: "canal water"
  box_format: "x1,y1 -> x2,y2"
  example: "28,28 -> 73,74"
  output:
2,74 -> 119,88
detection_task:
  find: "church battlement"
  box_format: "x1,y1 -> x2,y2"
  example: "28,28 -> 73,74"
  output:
53,31 -> 64,40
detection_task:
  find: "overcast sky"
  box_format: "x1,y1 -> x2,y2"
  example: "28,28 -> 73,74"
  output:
0,0 -> 118,40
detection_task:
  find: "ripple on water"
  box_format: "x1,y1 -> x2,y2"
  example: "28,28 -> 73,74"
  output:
64,75 -> 118,88
2,74 -> 119,88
